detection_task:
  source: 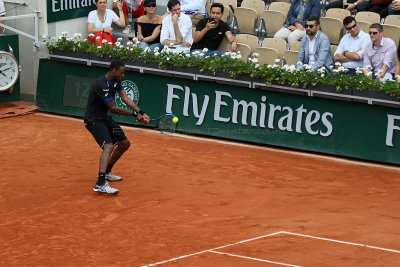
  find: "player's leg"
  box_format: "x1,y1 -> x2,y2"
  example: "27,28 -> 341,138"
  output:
84,119 -> 119,194
104,119 -> 130,181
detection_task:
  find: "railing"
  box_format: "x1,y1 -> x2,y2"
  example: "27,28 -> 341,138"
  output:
0,11 -> 42,47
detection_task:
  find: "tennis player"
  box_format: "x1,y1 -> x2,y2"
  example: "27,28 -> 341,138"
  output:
84,60 -> 150,194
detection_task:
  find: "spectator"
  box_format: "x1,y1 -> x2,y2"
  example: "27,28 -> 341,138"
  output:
137,0 -> 163,53
113,0 -> 144,33
88,0 -> 126,46
395,43 -> 400,82
274,0 -> 321,44
191,2 -> 236,56
180,0 -> 207,26
388,0 -> 400,16
297,17 -> 334,72
334,16 -> 370,76
363,23 -> 397,80
0,0 -> 5,34
160,0 -> 193,52
326,0 -> 370,12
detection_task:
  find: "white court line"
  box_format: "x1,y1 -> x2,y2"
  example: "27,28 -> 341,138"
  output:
282,231 -> 400,254
141,231 -> 284,267
209,250 -> 303,267
35,113 -> 400,172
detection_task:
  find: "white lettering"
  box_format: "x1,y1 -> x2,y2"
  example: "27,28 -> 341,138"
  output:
295,105 -> 307,133
278,107 -> 293,131
52,0 -> 60,12
305,110 -> 320,135
183,86 -> 190,116
268,104 -> 281,129
259,96 -> 267,128
232,100 -> 258,126
214,91 -> 231,122
192,93 -> 209,125
320,112 -> 334,137
386,114 -> 400,146
166,84 -> 183,114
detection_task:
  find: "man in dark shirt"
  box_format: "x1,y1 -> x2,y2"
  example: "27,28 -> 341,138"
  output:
84,60 -> 150,194
191,2 -> 236,57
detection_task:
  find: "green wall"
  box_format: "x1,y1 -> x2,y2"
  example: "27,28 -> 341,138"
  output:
0,34 -> 20,103
36,59 -> 400,165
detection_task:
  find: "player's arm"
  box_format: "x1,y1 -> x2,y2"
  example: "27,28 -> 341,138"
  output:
117,89 -> 150,122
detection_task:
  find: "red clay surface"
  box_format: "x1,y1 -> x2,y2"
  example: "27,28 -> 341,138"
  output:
1,113 -> 400,266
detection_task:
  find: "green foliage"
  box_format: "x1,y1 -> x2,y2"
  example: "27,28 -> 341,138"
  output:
44,33 -> 400,99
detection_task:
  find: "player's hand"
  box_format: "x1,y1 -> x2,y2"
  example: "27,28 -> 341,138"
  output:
137,114 -> 150,124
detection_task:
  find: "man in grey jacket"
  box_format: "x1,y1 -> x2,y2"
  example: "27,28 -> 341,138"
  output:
297,16 -> 333,72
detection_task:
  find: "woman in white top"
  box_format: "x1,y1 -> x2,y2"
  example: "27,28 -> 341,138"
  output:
88,0 -> 125,46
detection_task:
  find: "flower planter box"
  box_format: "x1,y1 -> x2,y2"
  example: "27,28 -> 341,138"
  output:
310,84 -> 352,102
173,66 -> 199,80
352,88 -> 400,108
50,49 -> 90,65
214,71 -> 252,88
142,61 -> 174,77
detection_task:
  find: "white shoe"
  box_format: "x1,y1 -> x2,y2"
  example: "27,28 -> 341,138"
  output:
122,25 -> 131,34
93,181 -> 119,194
106,171 -> 123,182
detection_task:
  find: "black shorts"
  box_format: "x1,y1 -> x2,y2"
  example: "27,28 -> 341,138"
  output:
84,117 -> 127,148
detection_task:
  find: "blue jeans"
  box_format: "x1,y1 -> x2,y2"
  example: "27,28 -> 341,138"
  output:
138,42 -> 163,53
388,3 -> 400,15
190,49 -> 225,57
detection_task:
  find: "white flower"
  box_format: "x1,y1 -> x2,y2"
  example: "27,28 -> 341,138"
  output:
203,48 -> 209,53
199,53 -> 204,57
186,53 -> 191,57
61,31 -> 68,36
255,64 -> 260,68
115,41 -> 121,46
252,52 -> 259,58
275,58 -> 280,63
251,58 -> 258,63
117,37 -> 122,42
96,36 -> 101,40
167,57 -> 170,61
144,47 -> 150,53
97,46 -> 102,49
170,42 -> 174,46
224,52 -> 230,56
154,52 -> 160,56
205,56 -> 210,58
102,39 -> 108,43
297,62 -> 303,66
89,33 -> 95,37
213,53 -> 218,57
108,42 -> 112,45
366,71 -> 372,77
365,65 -> 372,70
335,62 -> 341,67
126,41 -> 133,46
154,47 -> 160,52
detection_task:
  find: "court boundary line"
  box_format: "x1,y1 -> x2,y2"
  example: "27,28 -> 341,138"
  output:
282,231 -> 400,254
34,113 -> 400,172
209,250 -> 303,267
142,231 -> 400,266
141,231 -> 284,266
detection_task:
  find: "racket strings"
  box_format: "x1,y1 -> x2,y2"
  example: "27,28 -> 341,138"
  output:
158,116 -> 176,133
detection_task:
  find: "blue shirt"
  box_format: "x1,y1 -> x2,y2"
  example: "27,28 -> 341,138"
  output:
335,30 -> 370,69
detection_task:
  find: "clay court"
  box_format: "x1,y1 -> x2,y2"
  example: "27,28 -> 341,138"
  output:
1,112 -> 400,266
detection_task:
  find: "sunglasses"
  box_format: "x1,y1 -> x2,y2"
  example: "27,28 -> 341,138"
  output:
345,23 -> 357,30
305,24 -> 315,29
145,4 -> 156,7
369,31 -> 379,35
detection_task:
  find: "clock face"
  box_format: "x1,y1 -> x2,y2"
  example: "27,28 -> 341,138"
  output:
0,52 -> 19,92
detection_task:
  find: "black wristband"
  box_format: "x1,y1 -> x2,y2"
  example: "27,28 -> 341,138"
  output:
138,110 -> 145,115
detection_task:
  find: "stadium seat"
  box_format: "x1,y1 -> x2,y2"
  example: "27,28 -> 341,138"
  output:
382,24 -> 400,47
320,17 -> 343,45
385,15 -> 400,27
357,21 -> 371,34
268,2 -> 291,18
241,0 -> 266,22
218,0 -> 237,9
231,43 -> 251,62
289,41 -> 301,51
325,8 -> 351,22
259,10 -> 286,37
255,47 -> 280,65
283,50 -> 299,66
231,7 -> 259,35
217,35 -> 231,52
331,44 -> 338,56
235,33 -> 259,52
260,37 -> 286,61
355,11 -> 380,25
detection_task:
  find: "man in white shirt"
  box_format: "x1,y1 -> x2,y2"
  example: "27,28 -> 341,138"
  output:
0,0 -> 6,34
180,0 -> 207,26
160,0 -> 193,52
334,16 -> 370,76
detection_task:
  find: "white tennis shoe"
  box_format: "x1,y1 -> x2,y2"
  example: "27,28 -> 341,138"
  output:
105,171 -> 123,182
93,181 -> 119,194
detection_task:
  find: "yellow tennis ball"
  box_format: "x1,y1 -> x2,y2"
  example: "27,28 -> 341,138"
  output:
172,117 -> 179,123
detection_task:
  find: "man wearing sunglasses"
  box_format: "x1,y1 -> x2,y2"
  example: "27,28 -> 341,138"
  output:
297,17 -> 333,72
363,23 -> 397,80
334,16 -> 370,76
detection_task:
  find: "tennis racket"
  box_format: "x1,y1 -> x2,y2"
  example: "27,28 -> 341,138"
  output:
148,113 -> 178,134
